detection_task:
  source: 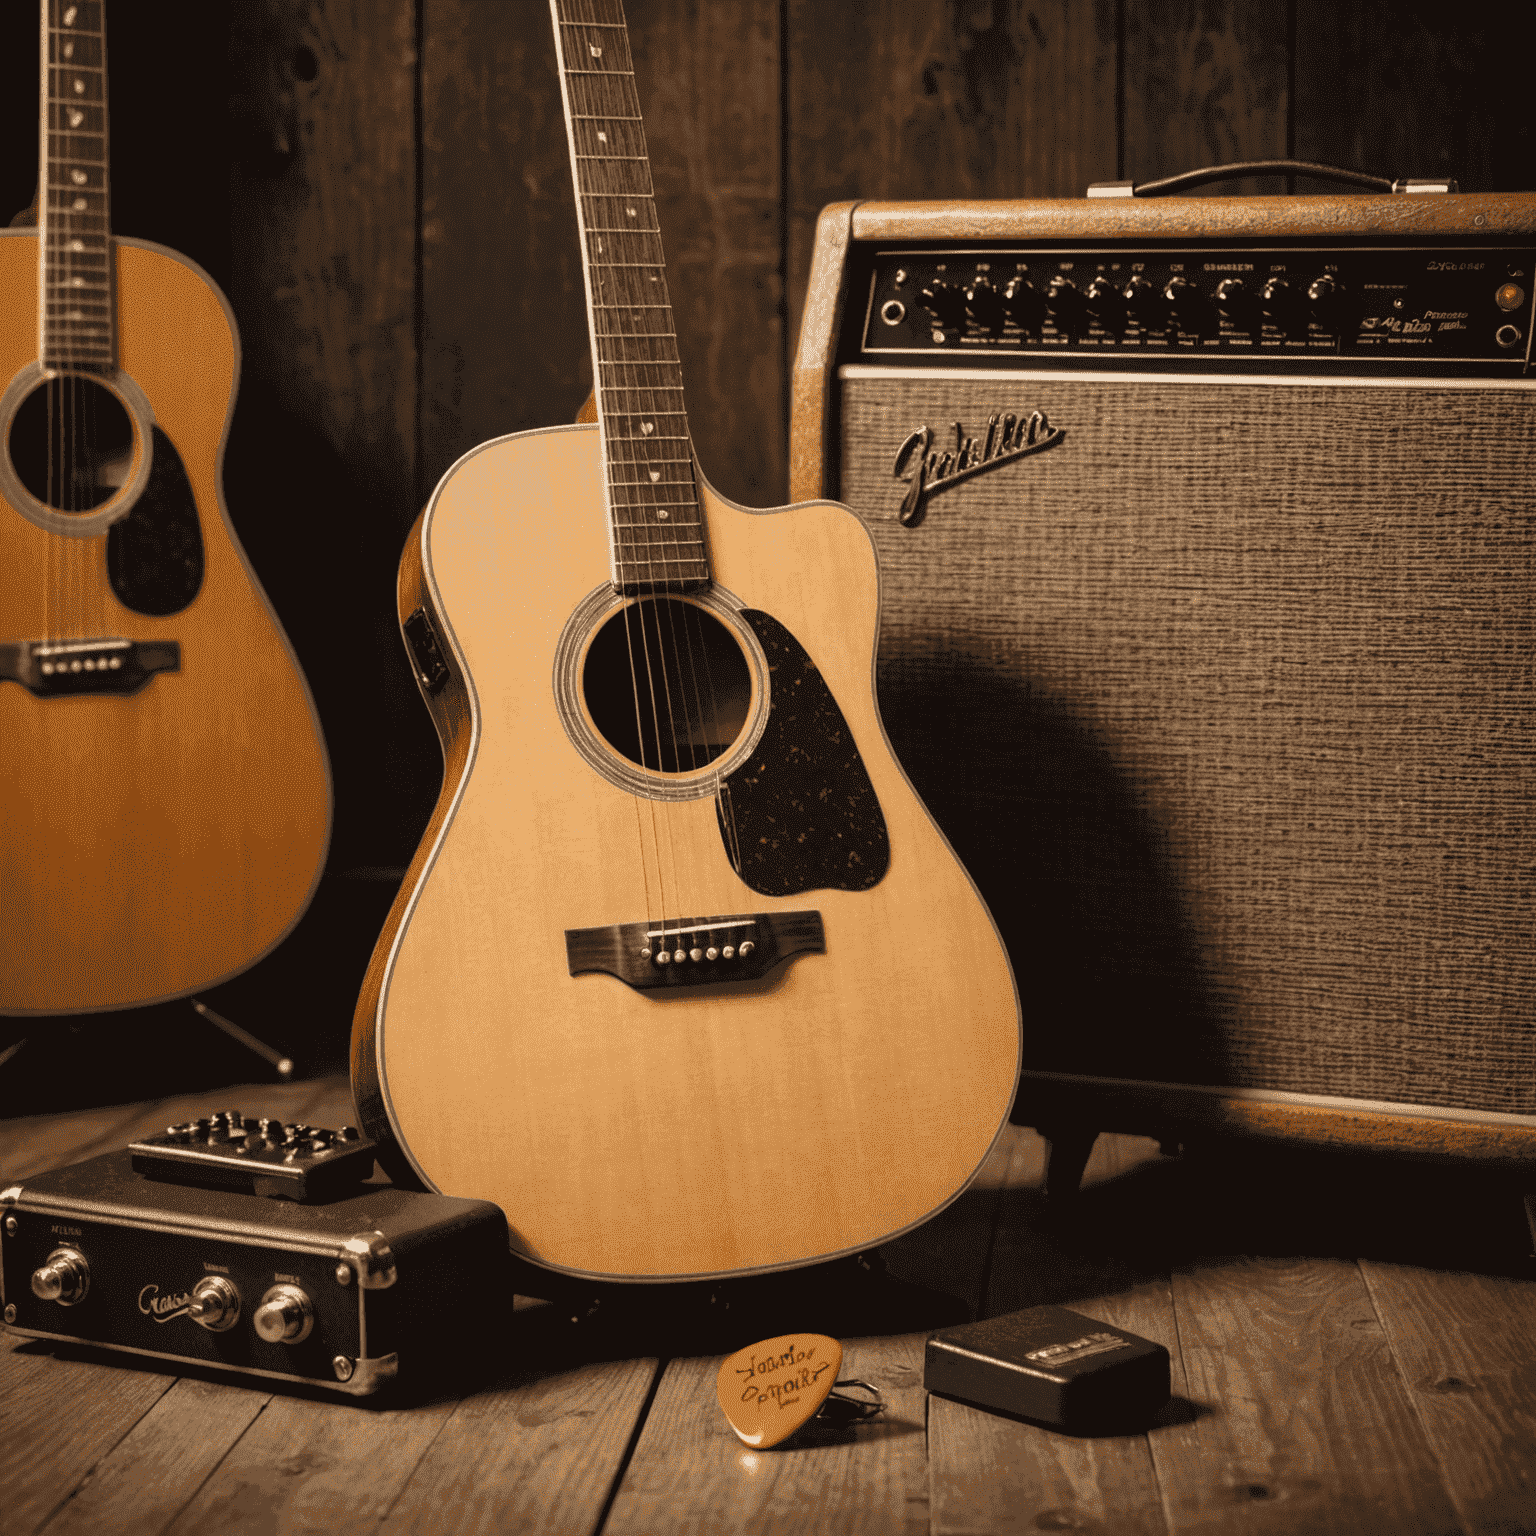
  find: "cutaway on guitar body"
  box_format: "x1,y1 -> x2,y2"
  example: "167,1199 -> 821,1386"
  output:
352,425 -> 1021,1282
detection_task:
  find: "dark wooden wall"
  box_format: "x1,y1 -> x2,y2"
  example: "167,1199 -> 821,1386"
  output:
0,0 -> 1531,1088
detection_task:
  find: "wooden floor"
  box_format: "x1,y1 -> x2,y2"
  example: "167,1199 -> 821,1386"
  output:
4,1073 -> 1536,1536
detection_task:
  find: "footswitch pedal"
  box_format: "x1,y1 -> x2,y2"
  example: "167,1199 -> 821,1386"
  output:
1,1140 -> 508,1396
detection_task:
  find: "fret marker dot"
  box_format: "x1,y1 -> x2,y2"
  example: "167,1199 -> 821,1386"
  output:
64,5 -> 77,23
63,41 -> 74,57
73,78 -> 86,95
69,109 -> 83,127
658,510 -> 669,520
72,198 -> 87,212
640,421 -> 654,435
649,470 -> 660,483
70,170 -> 86,185
627,207 -> 637,218
597,131 -> 608,142
69,239 -> 85,252
590,44 -> 602,57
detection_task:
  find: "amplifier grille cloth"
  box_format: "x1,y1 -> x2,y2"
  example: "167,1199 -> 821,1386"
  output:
840,374 -> 1534,1116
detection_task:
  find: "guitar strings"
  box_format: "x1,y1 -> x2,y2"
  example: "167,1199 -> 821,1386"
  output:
566,4 -> 674,948
565,0 -> 752,967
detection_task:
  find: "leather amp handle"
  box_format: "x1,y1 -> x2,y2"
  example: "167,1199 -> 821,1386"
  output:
1087,159 -> 1457,198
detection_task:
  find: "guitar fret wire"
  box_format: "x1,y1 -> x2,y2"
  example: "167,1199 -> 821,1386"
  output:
575,153 -> 649,161
571,113 -> 644,120
565,68 -> 635,75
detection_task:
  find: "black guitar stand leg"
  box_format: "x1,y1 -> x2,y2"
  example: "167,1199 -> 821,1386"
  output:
187,999 -> 295,1079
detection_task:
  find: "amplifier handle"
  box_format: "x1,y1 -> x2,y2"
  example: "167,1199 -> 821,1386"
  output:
1087,160 -> 1456,198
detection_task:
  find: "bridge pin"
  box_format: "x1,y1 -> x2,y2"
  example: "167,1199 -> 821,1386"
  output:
706,946 -> 719,960
689,948 -> 703,962
672,948 -> 686,964
740,940 -> 756,957
656,950 -> 671,965
722,945 -> 735,959
640,946 -> 651,959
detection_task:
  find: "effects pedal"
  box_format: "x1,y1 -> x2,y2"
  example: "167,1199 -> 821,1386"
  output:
2,1110 -> 509,1396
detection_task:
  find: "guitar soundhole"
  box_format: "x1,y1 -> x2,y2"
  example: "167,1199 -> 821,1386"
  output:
583,598 -> 752,775
7,375 -> 135,514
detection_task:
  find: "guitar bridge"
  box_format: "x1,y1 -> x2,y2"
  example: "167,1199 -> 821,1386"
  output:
565,911 -> 824,992
0,638 -> 180,697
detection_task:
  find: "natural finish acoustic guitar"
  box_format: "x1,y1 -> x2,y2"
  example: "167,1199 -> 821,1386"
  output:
351,0 -> 1020,1283
0,0 -> 330,1015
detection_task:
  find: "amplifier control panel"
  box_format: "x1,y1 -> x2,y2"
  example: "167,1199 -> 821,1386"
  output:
857,246 -> 1535,371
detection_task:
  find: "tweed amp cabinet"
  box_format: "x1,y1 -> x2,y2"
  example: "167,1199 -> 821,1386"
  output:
790,180 -> 1536,1175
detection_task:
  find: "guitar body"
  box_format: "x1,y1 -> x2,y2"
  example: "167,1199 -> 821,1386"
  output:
0,231 -> 331,1013
354,424 -> 1020,1281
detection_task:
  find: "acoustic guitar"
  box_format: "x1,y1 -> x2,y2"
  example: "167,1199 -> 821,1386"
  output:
351,0 -> 1021,1283
0,0 -> 331,1015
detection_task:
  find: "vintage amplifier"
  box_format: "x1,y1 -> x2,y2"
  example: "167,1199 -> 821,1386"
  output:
790,176 -> 1536,1176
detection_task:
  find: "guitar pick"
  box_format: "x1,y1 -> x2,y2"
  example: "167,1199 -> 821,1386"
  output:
716,1332 -> 842,1448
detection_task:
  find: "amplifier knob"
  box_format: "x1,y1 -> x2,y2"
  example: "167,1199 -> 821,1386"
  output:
1084,277 -> 1126,331
187,1275 -> 241,1332
963,276 -> 1007,333
1003,275 -> 1045,332
1045,276 -> 1084,332
1121,275 -> 1160,327
31,1247 -> 90,1306
1162,276 -> 1206,333
1261,276 -> 1302,331
254,1284 -> 316,1345
1215,277 -> 1258,327
1307,273 -> 1345,329
918,278 -> 967,330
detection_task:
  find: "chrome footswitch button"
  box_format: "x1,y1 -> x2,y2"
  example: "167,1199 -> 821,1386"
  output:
1495,323 -> 1523,348
254,1284 -> 315,1344
186,1275 -> 241,1332
31,1247 -> 90,1305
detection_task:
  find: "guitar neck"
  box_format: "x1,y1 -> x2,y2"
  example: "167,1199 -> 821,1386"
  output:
550,0 -> 708,594
40,0 -> 114,373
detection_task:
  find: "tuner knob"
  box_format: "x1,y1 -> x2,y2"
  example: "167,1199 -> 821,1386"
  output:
31,1247 -> 90,1306
254,1284 -> 315,1345
1002,276 -> 1045,332
1084,277 -> 1126,331
963,276 -> 1007,333
186,1275 -> 242,1332
918,278 -> 967,331
1045,276 -> 1084,332
1121,275 -> 1160,327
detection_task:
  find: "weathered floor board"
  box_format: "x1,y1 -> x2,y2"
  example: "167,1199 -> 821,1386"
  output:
1360,1261 -> 1536,1535
5,1081 -> 1535,1536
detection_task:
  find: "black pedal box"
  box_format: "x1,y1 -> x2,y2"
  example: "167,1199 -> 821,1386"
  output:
925,1304 -> 1170,1432
1,1151 -> 508,1396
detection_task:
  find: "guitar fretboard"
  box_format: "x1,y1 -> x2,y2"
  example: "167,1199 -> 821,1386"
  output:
551,0 -> 707,594
41,0 -> 113,372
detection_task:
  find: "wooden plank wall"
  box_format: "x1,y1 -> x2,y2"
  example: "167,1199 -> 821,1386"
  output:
0,0 -> 1531,1081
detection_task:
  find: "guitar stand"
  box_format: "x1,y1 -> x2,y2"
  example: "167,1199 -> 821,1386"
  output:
187,999 -> 295,1079
0,1002 -> 292,1083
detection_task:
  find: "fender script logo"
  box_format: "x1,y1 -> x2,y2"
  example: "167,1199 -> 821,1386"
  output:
138,1284 -> 193,1323
893,409 -> 1065,527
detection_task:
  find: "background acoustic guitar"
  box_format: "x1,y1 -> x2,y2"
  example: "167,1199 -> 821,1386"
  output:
1,0 -> 331,1016
351,0 -> 1021,1284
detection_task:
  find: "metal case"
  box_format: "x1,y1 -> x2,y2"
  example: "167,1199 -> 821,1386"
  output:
1,1151 -> 508,1395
